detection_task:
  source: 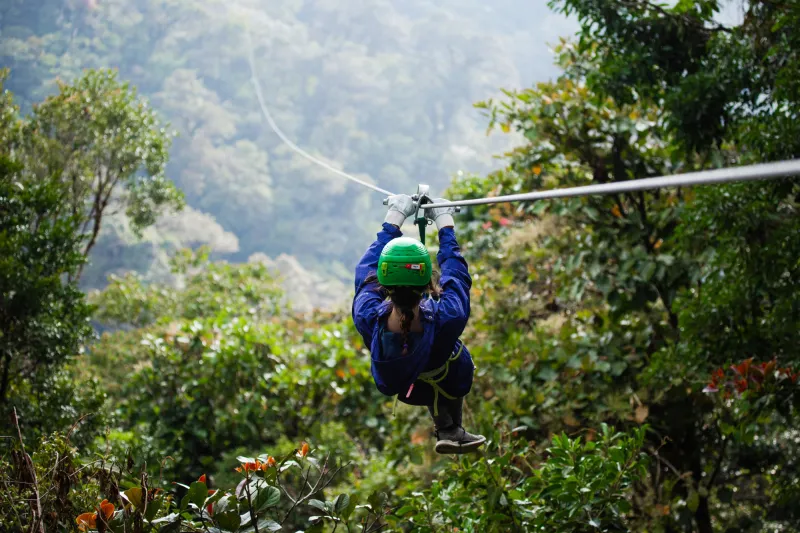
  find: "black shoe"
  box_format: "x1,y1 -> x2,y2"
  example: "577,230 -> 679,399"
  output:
434,426 -> 486,454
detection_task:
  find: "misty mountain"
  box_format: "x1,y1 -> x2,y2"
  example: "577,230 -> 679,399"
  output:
1,0 -> 576,304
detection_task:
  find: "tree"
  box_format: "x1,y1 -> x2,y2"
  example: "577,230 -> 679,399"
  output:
0,73 -> 92,406
19,68 -> 183,278
549,0 -> 800,161
0,155 -> 91,406
536,3 -> 800,529
450,36 -> 799,532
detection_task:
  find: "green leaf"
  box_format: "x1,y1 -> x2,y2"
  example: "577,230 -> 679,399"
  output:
687,490 -> 700,513
216,509 -> 241,531
254,485 -> 281,512
368,491 -> 387,511
334,494 -> 350,514
640,261 -> 656,281
215,495 -> 237,515
595,276 -> 612,294
188,481 -> 208,508
124,487 -> 143,509
144,498 -> 162,521
308,499 -> 328,512
261,519 -> 282,532
151,513 -> 180,525
537,367 -> 558,381
395,505 -> 415,515
341,494 -> 358,521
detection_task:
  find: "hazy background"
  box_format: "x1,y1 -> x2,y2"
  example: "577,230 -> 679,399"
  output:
1,1 -> 603,309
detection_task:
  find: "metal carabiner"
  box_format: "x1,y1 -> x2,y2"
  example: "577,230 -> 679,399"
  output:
382,184 -> 461,245
412,184 -> 433,245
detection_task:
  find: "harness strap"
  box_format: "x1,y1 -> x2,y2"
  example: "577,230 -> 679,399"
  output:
396,343 -> 464,417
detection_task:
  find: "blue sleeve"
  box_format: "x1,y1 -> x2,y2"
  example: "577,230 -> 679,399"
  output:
436,227 -> 471,338
352,223 -> 403,345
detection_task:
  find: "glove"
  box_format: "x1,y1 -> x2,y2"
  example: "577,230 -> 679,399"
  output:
425,198 -> 456,230
384,194 -> 416,227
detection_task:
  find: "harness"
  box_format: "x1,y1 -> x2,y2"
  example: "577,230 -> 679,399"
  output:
393,342 -> 464,417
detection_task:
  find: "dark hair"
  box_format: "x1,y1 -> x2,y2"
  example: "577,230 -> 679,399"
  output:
364,272 -> 441,355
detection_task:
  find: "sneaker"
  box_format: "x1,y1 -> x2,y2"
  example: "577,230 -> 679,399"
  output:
434,426 -> 486,454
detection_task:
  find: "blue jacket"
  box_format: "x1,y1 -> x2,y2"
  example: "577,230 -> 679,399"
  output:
352,223 -> 475,406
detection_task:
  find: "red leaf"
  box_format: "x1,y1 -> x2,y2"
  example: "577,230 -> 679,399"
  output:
732,358 -> 753,377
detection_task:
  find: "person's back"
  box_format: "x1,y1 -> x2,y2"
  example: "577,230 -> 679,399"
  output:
352,194 -> 485,454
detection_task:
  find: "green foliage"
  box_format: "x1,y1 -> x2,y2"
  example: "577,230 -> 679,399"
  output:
391,425 -> 648,532
86,250 -> 388,479
0,431 -> 101,532
0,0 -> 553,279
0,110 -> 98,449
0,156 -> 91,401
1,434 -> 390,533
452,30 -> 800,533
92,246 -> 284,328
1,423 -> 649,532
674,180 -> 800,363
2,3 -> 800,533
549,0 -> 800,159
0,66 -> 175,449
19,68 -> 183,262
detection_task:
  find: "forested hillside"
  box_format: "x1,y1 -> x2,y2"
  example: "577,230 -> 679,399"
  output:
1,1 -> 799,532
0,0 -> 575,305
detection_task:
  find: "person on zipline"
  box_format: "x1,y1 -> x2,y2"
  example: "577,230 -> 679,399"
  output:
352,194 -> 486,454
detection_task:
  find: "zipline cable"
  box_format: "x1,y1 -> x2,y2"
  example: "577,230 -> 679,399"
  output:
420,159 -> 800,209
245,30 -> 395,197
245,28 -> 799,208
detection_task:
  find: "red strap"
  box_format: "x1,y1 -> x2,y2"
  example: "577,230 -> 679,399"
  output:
405,383 -> 415,398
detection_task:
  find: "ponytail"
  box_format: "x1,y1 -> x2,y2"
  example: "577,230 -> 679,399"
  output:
389,288 -> 421,355
363,272 -> 442,355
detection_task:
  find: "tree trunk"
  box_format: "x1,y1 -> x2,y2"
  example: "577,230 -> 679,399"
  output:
688,429 -> 713,533
0,351 -> 11,404
695,496 -> 713,533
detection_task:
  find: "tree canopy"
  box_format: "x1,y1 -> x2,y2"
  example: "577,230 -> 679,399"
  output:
1,1 -> 799,533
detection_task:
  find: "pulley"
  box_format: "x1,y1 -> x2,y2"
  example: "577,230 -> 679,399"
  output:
383,184 -> 461,246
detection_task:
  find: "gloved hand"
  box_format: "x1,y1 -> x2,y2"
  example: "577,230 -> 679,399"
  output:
384,194 -> 416,227
425,198 -> 456,230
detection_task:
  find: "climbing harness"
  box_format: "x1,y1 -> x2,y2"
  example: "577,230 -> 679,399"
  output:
392,343 -> 465,417
417,343 -> 464,417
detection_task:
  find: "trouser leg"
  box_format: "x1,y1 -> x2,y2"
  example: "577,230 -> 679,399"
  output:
427,396 -> 462,431
427,396 -> 486,453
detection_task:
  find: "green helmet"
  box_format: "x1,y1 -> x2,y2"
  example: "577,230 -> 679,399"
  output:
377,237 -> 432,287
